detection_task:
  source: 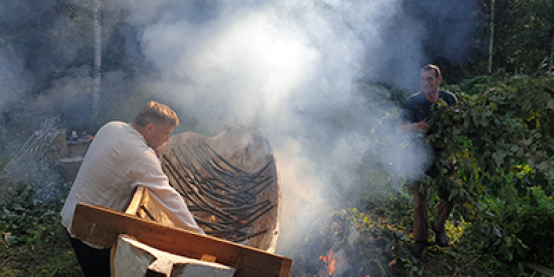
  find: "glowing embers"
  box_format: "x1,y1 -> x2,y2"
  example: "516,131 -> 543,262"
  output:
320,247 -> 337,276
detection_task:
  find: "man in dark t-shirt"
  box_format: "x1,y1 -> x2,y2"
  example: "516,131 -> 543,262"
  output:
402,90 -> 457,124
401,64 -> 457,258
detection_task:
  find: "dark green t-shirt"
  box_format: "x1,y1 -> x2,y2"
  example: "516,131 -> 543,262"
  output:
401,89 -> 457,123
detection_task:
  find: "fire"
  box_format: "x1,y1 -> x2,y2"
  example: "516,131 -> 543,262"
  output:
319,247 -> 336,276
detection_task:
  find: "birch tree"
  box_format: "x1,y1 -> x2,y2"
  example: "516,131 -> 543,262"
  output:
91,0 -> 101,120
488,0 -> 495,74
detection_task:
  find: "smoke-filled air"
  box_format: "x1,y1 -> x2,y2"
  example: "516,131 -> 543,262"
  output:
1,0 -> 479,263
8,0 -> 554,276
105,0 -> 427,253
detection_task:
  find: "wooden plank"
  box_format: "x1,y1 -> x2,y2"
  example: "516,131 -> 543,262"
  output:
520,261 -> 554,277
127,187 -> 175,227
267,153 -> 282,253
112,234 -> 235,277
45,129 -> 67,160
71,203 -> 292,277
125,187 -> 145,215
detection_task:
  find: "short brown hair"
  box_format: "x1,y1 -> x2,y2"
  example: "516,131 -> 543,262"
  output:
133,101 -> 179,127
421,64 -> 441,78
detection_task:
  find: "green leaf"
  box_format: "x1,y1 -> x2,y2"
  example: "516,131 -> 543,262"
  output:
493,226 -> 502,237
477,203 -> 485,211
521,138 -> 533,146
481,117 -> 489,127
492,151 -> 506,166
547,99 -> 554,110
537,161 -> 550,171
510,145 -> 519,152
504,236 -> 512,247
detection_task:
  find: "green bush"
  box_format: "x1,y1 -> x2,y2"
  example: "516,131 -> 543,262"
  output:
0,158 -> 70,245
458,75 -> 494,95
471,186 -> 554,268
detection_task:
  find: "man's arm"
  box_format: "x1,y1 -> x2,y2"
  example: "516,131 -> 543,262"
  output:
401,120 -> 428,133
144,183 -> 206,234
400,97 -> 427,133
132,157 -> 205,234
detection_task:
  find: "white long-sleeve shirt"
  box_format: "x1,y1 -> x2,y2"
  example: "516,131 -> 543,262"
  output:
61,122 -> 204,247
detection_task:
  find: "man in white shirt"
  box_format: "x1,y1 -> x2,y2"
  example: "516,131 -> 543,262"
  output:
61,101 -> 203,277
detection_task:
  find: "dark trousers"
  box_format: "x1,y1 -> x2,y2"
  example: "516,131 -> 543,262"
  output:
67,231 -> 111,277
411,151 -> 455,242
411,185 -> 455,241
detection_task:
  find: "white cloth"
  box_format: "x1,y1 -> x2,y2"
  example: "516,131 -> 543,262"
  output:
61,121 -> 204,247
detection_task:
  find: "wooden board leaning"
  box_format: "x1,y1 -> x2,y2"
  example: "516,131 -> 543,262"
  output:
71,203 -> 292,277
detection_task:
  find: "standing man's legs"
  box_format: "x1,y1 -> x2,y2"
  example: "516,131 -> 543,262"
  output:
433,152 -> 456,234
411,185 -> 428,242
433,188 -> 455,234
67,232 -> 111,277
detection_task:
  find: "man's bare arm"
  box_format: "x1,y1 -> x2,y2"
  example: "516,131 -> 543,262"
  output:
401,121 -> 428,133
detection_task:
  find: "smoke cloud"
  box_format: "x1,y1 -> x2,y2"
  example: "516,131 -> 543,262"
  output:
1,0 -> 479,258
0,48 -> 30,113
105,0 -> 423,253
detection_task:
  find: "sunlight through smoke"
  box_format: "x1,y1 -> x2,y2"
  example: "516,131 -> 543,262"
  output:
110,0 -> 428,255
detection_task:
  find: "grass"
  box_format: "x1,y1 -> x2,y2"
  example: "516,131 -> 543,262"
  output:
394,222 -> 495,277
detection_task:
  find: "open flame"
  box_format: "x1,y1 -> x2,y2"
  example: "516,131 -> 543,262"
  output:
319,247 -> 337,276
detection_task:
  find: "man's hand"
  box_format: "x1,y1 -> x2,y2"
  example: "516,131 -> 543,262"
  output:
412,121 -> 428,133
400,120 -> 428,133
153,147 -> 162,159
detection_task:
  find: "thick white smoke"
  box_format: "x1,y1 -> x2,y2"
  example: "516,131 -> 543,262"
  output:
105,0 -> 427,253
0,49 -> 31,113
0,0 -> 479,262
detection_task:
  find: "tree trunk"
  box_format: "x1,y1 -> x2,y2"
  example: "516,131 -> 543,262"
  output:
550,31 -> 554,75
488,0 -> 495,74
91,0 -> 101,120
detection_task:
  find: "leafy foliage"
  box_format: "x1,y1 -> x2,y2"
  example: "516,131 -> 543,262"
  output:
486,0 -> 554,75
470,185 -> 554,268
0,157 -> 70,245
0,152 -> 80,276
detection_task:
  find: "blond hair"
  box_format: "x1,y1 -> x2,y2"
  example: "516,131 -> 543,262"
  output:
133,101 -> 179,127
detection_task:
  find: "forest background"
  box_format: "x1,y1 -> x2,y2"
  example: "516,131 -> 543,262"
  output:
1,0 -> 554,276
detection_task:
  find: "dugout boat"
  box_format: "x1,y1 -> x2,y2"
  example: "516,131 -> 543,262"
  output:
127,127 -> 282,252
71,127 -> 290,277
